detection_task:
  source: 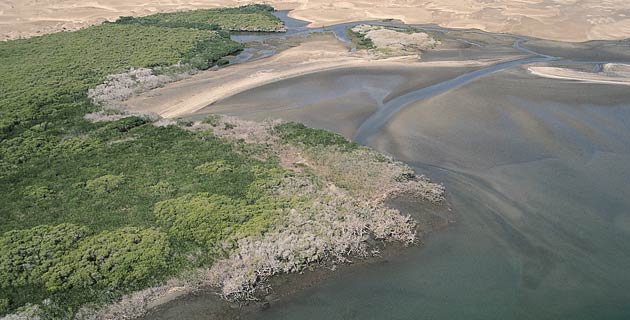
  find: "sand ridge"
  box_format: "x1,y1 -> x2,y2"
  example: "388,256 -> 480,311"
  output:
1,0 -> 630,42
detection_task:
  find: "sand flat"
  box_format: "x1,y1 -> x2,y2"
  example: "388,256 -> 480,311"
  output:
2,0 -> 630,42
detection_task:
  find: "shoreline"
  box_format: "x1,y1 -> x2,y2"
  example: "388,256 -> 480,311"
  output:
73,191 -> 453,320
137,195 -> 454,320
66,110 -> 449,319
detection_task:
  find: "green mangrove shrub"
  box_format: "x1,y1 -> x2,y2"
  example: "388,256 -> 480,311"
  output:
115,4 -> 283,32
0,299 -> 8,314
154,192 -> 287,250
44,227 -> 171,291
274,122 -> 358,151
195,160 -> 234,175
0,224 -> 90,289
22,185 -> 55,202
202,114 -> 221,127
149,181 -> 177,196
85,174 -> 125,194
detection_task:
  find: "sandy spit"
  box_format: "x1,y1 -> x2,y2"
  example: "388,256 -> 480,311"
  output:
126,34 -> 511,119
528,66 -> 630,86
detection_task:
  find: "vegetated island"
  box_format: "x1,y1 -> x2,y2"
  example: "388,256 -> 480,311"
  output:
0,5 -> 447,319
346,24 -> 440,58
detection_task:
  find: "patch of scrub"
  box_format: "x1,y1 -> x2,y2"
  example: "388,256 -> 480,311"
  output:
349,24 -> 440,58
602,63 -> 630,77
65,115 -> 446,319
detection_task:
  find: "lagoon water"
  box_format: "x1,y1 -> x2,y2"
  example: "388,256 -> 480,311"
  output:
147,17 -> 630,320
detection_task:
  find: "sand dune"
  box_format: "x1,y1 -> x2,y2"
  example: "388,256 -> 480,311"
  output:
1,0 -> 630,42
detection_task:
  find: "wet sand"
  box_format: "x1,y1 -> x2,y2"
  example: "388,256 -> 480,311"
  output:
362,69 -> 630,318
189,65 -> 483,138
127,34 -> 445,119
127,28 -> 531,122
